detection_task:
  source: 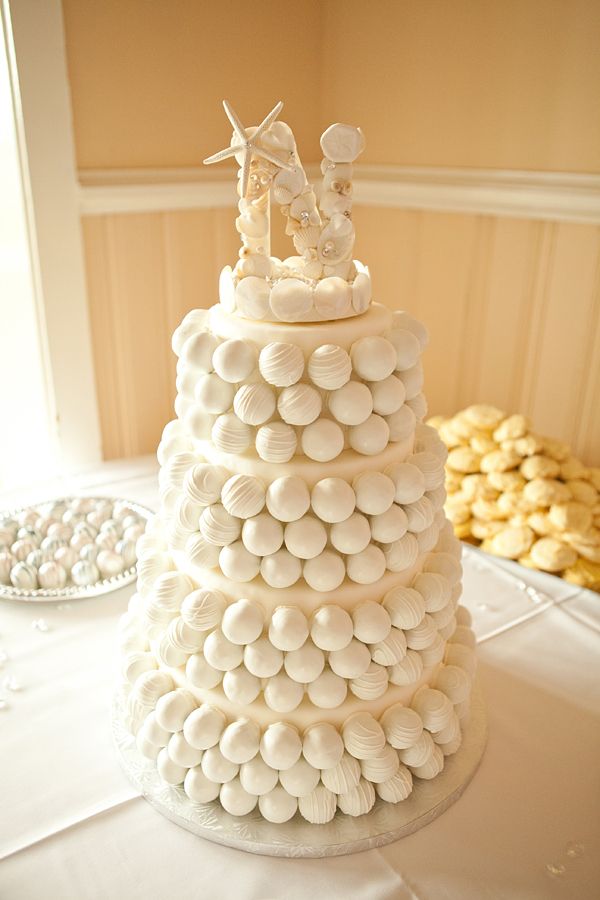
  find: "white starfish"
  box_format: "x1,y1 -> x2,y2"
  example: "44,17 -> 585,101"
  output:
203,99 -> 295,197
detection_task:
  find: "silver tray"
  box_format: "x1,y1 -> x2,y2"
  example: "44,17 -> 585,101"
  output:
112,682 -> 487,857
0,497 -> 153,603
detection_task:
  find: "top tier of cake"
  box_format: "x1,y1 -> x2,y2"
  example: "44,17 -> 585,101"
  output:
203,101 -> 371,324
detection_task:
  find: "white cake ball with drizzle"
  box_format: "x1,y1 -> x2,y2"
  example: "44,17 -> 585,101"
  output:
259,342 -> 304,386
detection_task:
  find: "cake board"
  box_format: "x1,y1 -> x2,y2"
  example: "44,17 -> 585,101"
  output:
112,682 -> 487,858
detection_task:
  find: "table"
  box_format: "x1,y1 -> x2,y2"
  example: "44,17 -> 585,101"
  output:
1,458 -> 599,900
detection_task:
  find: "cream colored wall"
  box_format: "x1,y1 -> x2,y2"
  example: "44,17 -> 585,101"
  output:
65,1 -> 600,463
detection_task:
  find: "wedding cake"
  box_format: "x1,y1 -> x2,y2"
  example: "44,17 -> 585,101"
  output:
118,101 -> 477,825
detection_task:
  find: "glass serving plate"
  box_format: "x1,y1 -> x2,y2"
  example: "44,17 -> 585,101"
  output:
0,496 -> 153,603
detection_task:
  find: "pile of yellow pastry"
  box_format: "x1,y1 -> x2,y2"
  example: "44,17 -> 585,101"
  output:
428,406 -> 600,592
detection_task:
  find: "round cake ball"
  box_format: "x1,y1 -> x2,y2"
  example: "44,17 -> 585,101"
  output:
259,342 -> 304,387
352,600 -> 392,643
155,689 -> 197,733
310,604 -> 353,651
157,748 -> 187,785
233,383 -> 276,425
220,777 -> 258,816
388,327 -> 421,370
284,516 -> 327,559
194,373 -> 235,414
180,331 -> 218,372
387,462 -> 426,504
221,474 -> 266,519
38,560 -> 68,588
278,757 -> 320,798
328,638 -> 372,679
242,514 -> 283,557
222,666 -> 261,704
260,722 -> 302,770
346,545 -> 386,584
328,381 -> 373,425
302,723 -> 344,770
239,756 -> 279,796
278,384 -> 321,426
244,636 -> 283,678
260,550 -> 302,588
212,414 -> 252,454
301,419 -> 344,462
369,374 -> 405,415
348,414 -> 390,455
219,542 -> 260,582
186,654 -> 223,690
266,476 -> 311,522
268,607 -> 309,652
203,629 -> 245,671
370,504 -> 408,543
311,477 -> 355,523
263,672 -> 304,712
303,551 -> 346,591
386,405 -> 416,442
212,339 -> 256,383
256,422 -> 297,463
201,745 -> 239,783
307,344 -> 352,390
353,471 -> 395,515
330,512 -> 371,555
219,718 -> 260,765
284,640 -> 325,683
167,732 -> 204,768
307,667 -> 348,708
221,598 -> 264,645
184,766 -> 220,803
351,336 -> 396,381
258,786 -> 298,823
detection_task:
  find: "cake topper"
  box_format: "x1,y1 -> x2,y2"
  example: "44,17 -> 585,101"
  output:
203,100 -> 371,323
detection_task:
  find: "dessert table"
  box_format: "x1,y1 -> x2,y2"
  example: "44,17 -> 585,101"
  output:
0,458 -> 599,900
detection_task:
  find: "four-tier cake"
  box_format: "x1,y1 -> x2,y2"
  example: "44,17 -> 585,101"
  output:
118,101 -> 477,825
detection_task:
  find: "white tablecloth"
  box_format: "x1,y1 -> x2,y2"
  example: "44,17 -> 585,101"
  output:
1,458 -> 599,900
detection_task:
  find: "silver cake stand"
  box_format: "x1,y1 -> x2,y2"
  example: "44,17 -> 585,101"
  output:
112,684 -> 487,858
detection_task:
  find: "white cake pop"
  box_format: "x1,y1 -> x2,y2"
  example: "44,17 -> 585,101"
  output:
263,672 -> 304,712
348,413 -> 390,455
183,704 -> 227,750
328,380 -> 373,425
186,654 -> 223,690
219,718 -> 261,765
157,748 -> 187,785
352,600 -> 392,643
201,745 -> 239,783
352,471 -> 395,515
383,533 -> 419,572
71,559 -> 100,586
260,722 -> 302,770
329,512 -> 371,555
38,560 -> 68,588
310,604 -> 353,651
389,649 -> 424,686
212,414 -> 252,454
311,478 -> 355,523
203,629 -> 245,671
155,689 -> 197,733
179,331 -> 218,372
301,419 -> 344,462
256,422 -> 297,463
368,373 -> 406,416
346,545 -> 386,584
244,636 -> 283,678
242,514 -> 284,557
277,384 -> 321,426
392,311 -> 429,350
185,534 -> 221,570
266,475 -> 311,522
219,777 -> 258,816
307,667 -> 348,708
194,373 -> 235,414
307,345 -> 352,390
278,757 -> 320,797
183,766 -> 221,803
167,732 -> 204,768
268,606 -> 309,652
239,756 -> 279,796
350,336 -> 396,381
387,462 -> 426,504
221,474 -> 266,519
382,586 -> 426,629
303,551 -> 345,592
221,598 -> 264,645
233,383 -> 276,425
212,339 -> 257,383
284,639 -> 325,683
369,504 -> 408,543
386,405 -> 416,442
328,638 -> 372,679
184,464 -> 229,506
387,328 -> 421,371
284,516 -> 327,559
181,588 -> 227,632
200,504 -> 241,546
258,786 -> 298,823
398,362 -> 424,400
261,549 -> 303,588
219,542 -> 260,582
259,342 -> 304,386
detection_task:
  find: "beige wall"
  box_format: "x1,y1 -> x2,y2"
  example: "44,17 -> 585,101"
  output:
65,1 -> 600,463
